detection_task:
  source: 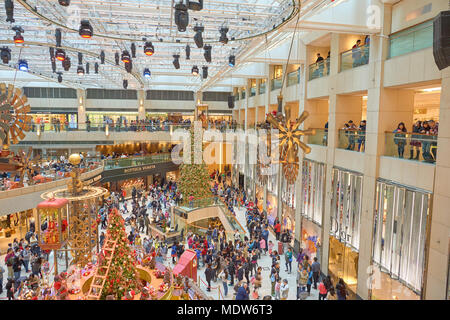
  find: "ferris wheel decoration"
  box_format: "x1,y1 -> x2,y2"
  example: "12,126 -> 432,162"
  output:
0,83 -> 32,146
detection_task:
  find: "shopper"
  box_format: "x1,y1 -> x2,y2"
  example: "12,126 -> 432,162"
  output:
280,279 -> 289,300
311,257 -> 321,289
393,122 -> 407,158
336,278 -> 348,300
235,282 -> 249,300
284,247 -> 293,274
318,279 -> 328,300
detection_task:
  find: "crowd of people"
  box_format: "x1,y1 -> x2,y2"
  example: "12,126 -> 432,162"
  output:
342,120 -> 366,152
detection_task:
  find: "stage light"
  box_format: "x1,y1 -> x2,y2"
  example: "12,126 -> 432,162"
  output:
185,44 -> 191,60
143,68 -> 151,78
192,65 -> 199,76
58,0 -> 70,6
125,61 -> 132,73
144,42 -> 154,56
1,47 -> 11,64
5,0 -> 14,23
121,50 -> 131,63
115,52 -> 119,65
49,47 -> 55,61
172,54 -> 180,69
79,20 -> 93,38
78,52 -> 83,65
57,73 -> 63,83
18,59 -> 28,72
202,66 -> 208,79
188,0 -> 203,11
100,50 -> 105,64
203,45 -> 211,63
131,43 -> 136,58
228,55 -> 235,67
77,65 -> 85,75
12,26 -> 24,44
51,60 -> 56,73
55,49 -> 66,61
123,79 -> 128,89
174,1 -> 189,32
86,62 -> 90,74
94,62 -> 99,74
219,27 -> 229,44
62,56 -> 71,71
193,25 -> 204,48
55,28 -> 62,47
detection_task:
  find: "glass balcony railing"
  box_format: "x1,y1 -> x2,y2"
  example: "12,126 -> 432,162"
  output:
338,129 -> 366,152
287,69 -> 300,86
28,122 -> 192,133
270,78 -> 282,91
250,87 -> 256,97
384,132 -> 437,163
340,44 -> 370,72
103,153 -> 172,169
241,91 -> 246,99
259,83 -> 266,95
309,58 -> 330,80
389,20 -> 433,59
307,128 -> 328,146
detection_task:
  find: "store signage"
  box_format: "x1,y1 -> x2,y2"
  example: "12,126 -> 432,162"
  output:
123,164 -> 156,174
83,174 -> 102,185
101,161 -> 179,183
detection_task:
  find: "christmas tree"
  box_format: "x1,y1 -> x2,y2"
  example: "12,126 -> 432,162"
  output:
178,125 -> 212,202
99,208 -> 140,300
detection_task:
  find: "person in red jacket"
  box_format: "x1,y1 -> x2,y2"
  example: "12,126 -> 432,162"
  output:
274,222 -> 281,241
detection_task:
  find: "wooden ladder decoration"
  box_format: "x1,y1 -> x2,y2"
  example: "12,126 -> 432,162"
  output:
86,239 -> 117,300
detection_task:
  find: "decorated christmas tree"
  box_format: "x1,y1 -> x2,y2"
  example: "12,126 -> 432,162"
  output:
99,207 -> 140,300
178,125 -> 212,201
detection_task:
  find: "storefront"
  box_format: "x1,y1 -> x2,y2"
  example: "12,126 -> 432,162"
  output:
370,179 -> 431,300
302,159 -> 326,225
87,111 -> 139,127
328,167 -> 363,298
31,112 -> 78,131
281,176 -> 295,245
0,210 -> 35,252
255,184 -> 264,213
266,192 -> 278,226
301,217 -> 322,265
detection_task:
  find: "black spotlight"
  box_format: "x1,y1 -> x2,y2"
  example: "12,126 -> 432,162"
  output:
86,62 -> 90,74
49,47 -> 55,61
115,52 -> 120,65
172,54 -> 180,69
121,50 -> 131,63
12,26 -> 24,44
188,0 -> 203,11
144,42 -> 154,56
219,27 -> 229,44
228,95 -> 235,109
94,62 -> 99,74
62,56 -> 71,71
191,65 -> 199,76
228,55 -> 235,67
1,47 -> 11,64
100,50 -> 105,64
57,72 -> 63,83
5,0 -> 14,23
131,43 -> 136,58
78,52 -> 83,65
58,0 -> 70,6
123,79 -> 128,89
125,60 -> 132,73
185,44 -> 191,60
55,49 -> 66,62
79,20 -> 93,39
55,28 -> 62,47
77,65 -> 85,76
203,45 -> 212,63
193,25 -> 204,48
174,1 -> 189,32
51,60 -> 56,73
202,66 -> 208,79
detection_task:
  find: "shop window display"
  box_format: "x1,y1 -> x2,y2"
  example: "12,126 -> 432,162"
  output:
266,192 -> 278,226
302,159 -> 325,225
301,218 -> 322,265
0,210 -> 34,252
371,180 -> 430,300
281,177 -> 295,245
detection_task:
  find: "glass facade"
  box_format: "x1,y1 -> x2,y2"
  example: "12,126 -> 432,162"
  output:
301,159 -> 326,225
371,180 -> 430,299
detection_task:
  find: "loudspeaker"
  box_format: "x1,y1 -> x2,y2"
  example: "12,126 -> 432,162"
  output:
433,10 -> 450,71
228,95 -> 235,109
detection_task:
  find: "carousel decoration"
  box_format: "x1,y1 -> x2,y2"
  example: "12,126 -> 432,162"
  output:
266,110 -> 315,185
15,147 -> 41,186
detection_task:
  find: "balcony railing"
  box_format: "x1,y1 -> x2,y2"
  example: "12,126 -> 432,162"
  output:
287,69 -> 300,86
389,20 -> 433,59
28,122 -> 193,133
307,128 -> 328,146
259,83 -> 266,95
338,129 -> 366,152
340,44 -> 370,72
241,91 -> 246,99
270,78 -> 282,91
309,58 -> 330,80
384,131 -> 437,163
250,87 -> 256,97
103,153 -> 172,170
